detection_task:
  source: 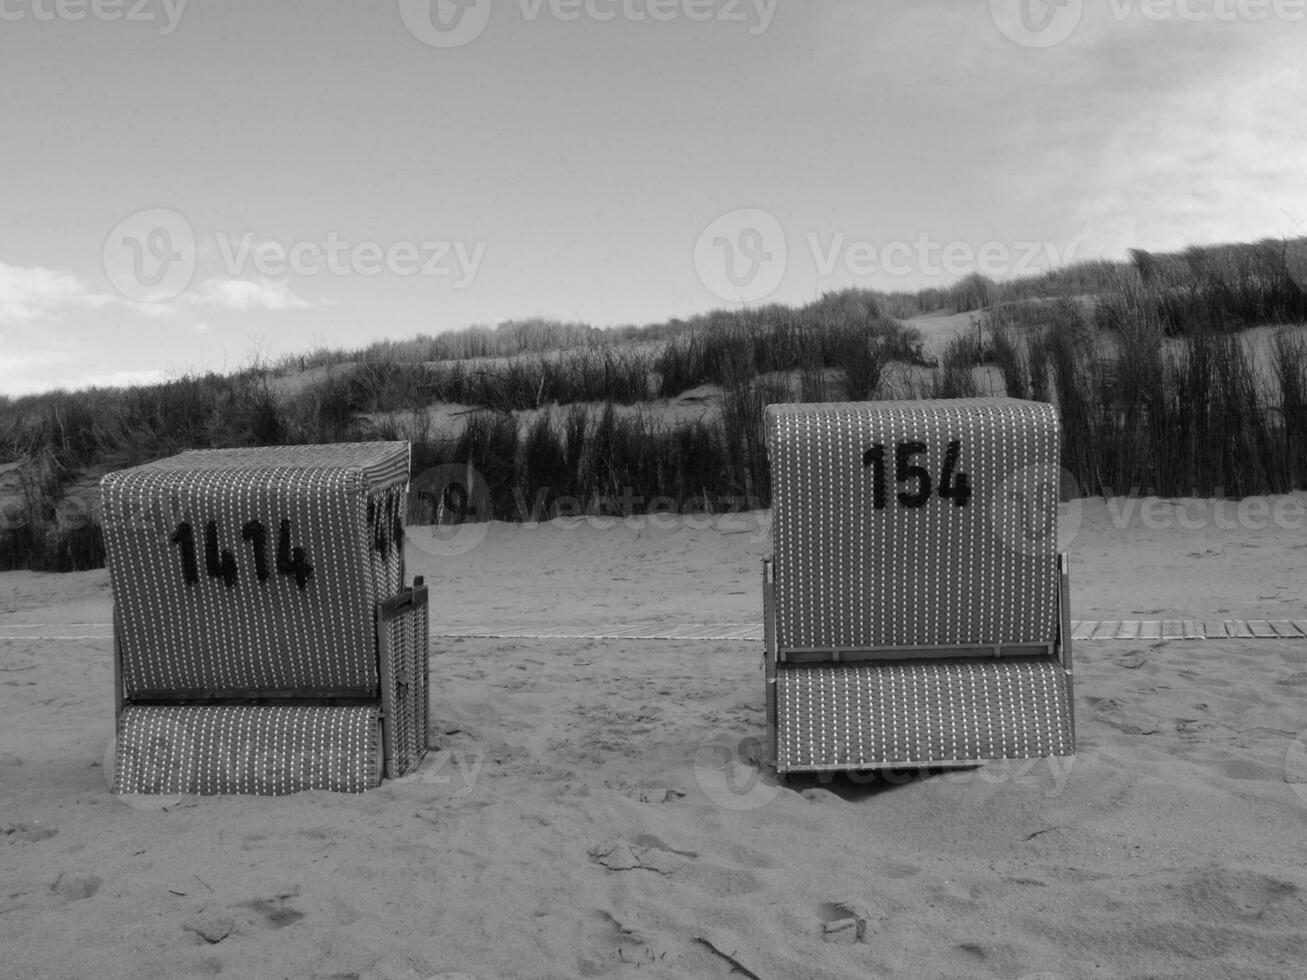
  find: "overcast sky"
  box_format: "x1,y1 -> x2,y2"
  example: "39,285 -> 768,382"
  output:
2,0 -> 1304,394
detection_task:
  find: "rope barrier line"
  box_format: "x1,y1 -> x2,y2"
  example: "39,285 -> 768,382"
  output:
3,620 -> 1307,641
429,620 -> 1307,641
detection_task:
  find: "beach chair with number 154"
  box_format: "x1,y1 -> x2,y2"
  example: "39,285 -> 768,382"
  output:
762,399 -> 1075,776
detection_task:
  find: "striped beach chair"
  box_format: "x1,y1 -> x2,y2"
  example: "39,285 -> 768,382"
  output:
763,399 -> 1075,775
101,442 -> 428,795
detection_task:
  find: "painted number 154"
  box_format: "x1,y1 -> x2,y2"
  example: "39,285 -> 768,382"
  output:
861,440 -> 971,509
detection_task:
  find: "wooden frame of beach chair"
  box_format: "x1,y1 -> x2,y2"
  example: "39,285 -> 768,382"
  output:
762,399 -> 1075,776
101,442 -> 429,795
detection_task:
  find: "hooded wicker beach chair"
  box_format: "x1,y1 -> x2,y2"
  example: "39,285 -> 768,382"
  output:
101,442 -> 428,795
762,399 -> 1075,776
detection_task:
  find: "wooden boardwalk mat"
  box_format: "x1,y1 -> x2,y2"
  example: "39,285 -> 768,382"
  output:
1069,620 -> 1307,641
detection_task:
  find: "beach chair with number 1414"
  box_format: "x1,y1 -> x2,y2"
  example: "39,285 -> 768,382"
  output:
762,399 -> 1075,776
101,442 -> 428,795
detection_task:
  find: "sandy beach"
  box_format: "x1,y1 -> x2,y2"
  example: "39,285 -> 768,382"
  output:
4,496 -> 1307,979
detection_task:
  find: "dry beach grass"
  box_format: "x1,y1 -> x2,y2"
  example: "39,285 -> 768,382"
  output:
4,236 -> 1307,572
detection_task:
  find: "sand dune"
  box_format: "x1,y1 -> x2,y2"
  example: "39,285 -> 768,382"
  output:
3,496 -> 1307,979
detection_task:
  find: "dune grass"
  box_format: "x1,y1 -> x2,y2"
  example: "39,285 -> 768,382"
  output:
392,405 -> 748,523
979,298 -> 1306,498
3,235 -> 1307,569
281,317 -> 652,372
653,290 -> 929,397
315,346 -> 657,417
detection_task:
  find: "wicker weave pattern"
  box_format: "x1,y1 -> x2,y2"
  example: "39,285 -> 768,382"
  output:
766,399 -> 1060,652
101,443 -> 409,696
114,704 -> 381,794
381,596 -> 429,777
369,484 -> 407,609
776,659 -> 1073,771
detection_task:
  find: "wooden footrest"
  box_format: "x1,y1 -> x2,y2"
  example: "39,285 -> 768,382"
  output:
775,658 -> 1073,773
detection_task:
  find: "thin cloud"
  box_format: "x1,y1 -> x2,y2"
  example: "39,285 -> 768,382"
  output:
1070,59 -> 1307,255
0,262 -> 113,323
122,299 -> 183,319
1,261 -> 314,325
1,366 -> 172,397
0,346 -> 72,396
65,368 -> 171,390
189,278 -> 313,312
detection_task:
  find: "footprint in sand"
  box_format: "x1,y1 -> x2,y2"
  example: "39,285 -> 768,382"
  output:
574,910 -> 658,975
881,861 -> 919,879
1178,868 -> 1302,924
1285,731 -> 1307,805
3,821 -> 57,843
51,873 -> 101,902
240,894 -> 305,929
1087,695 -> 1161,736
182,913 -> 237,945
588,834 -> 697,875
183,891 -> 304,945
948,941 -> 1029,975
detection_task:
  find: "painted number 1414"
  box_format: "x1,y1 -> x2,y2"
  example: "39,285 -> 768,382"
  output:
861,440 -> 971,509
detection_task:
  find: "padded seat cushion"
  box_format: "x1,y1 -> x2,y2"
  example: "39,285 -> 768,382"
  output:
114,704 -> 382,794
775,658 -> 1073,772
